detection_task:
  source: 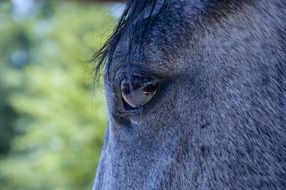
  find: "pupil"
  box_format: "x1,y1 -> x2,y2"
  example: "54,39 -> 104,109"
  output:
143,83 -> 158,94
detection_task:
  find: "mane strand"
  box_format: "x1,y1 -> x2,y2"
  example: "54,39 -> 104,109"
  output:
91,0 -> 166,80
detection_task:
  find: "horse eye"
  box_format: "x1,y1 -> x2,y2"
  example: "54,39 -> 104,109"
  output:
120,76 -> 159,109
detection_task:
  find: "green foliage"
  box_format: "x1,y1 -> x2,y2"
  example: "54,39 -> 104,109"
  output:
0,1 -> 114,189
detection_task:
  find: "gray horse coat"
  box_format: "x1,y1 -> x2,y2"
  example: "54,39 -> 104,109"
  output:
93,0 -> 286,189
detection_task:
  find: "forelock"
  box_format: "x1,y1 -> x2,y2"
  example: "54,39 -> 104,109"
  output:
92,0 -> 167,80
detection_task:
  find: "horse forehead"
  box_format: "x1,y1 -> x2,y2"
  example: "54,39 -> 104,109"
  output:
110,3 -> 195,74
110,0 -> 252,73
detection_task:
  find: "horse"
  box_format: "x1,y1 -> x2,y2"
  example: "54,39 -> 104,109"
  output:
92,0 -> 286,189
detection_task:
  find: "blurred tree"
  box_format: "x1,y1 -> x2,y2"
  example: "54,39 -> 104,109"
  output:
0,2 -> 21,156
0,1 -> 114,189
0,78 -> 18,155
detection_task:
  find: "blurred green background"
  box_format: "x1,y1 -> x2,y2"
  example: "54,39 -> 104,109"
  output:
0,0 -> 121,189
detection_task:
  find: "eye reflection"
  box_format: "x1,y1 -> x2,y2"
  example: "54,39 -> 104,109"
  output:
120,75 -> 159,108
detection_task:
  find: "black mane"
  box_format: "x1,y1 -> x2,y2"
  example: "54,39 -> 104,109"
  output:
92,0 -> 166,79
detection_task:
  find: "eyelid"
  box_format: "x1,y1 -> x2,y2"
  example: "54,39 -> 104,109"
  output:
114,70 -> 150,85
113,66 -> 164,85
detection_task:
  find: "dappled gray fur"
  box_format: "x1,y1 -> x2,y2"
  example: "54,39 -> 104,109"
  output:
93,0 -> 286,189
